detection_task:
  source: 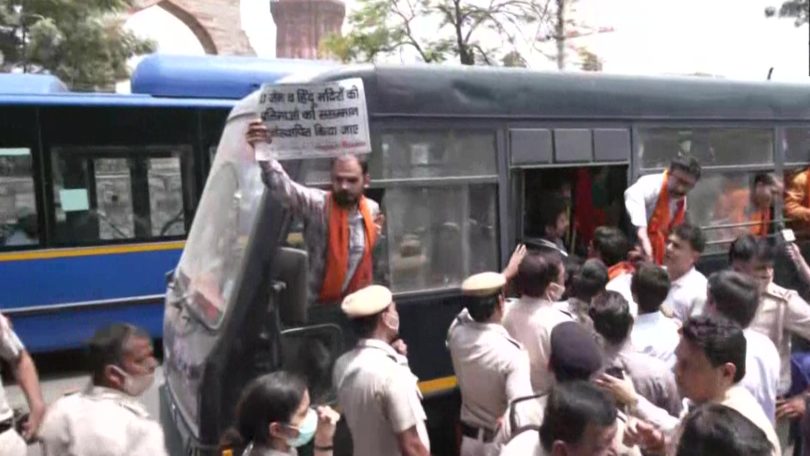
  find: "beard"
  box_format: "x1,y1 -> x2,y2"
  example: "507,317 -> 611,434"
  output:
333,190 -> 358,207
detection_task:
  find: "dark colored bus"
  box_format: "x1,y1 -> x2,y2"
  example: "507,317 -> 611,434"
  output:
161,63 -> 810,455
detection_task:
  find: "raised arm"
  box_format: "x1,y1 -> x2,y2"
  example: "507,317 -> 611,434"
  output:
246,119 -> 326,221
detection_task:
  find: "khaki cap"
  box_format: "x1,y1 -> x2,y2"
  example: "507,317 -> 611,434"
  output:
461,272 -> 506,297
341,285 -> 393,318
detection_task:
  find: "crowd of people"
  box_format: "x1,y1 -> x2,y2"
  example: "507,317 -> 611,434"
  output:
6,120 -> 810,456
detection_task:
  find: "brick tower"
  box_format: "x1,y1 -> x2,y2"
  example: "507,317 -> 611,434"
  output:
271,0 -> 345,59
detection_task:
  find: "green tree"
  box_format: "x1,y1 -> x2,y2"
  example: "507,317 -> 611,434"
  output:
321,0 -> 555,65
765,0 -> 808,26
0,0 -> 155,91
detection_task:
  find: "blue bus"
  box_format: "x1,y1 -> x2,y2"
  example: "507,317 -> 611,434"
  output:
0,54 -> 333,353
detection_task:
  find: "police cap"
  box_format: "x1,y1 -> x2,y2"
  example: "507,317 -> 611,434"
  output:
550,321 -> 603,380
341,285 -> 393,318
461,272 -> 506,298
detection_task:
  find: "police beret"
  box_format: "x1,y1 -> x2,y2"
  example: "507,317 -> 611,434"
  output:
550,321 -> 603,380
461,272 -> 506,297
341,285 -> 393,318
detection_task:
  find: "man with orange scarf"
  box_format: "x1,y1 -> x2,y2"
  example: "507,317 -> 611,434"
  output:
247,120 -> 383,305
624,157 -> 701,265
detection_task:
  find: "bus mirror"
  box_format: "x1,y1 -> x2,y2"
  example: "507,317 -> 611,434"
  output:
273,247 -> 309,326
280,324 -> 343,404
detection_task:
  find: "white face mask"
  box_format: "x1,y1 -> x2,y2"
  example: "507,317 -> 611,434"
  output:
111,365 -> 155,397
546,282 -> 565,302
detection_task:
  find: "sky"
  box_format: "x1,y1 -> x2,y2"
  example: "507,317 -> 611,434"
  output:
122,0 -> 810,83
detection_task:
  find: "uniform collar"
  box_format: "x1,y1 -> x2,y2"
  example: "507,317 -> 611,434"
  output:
357,338 -> 407,364
83,383 -> 150,418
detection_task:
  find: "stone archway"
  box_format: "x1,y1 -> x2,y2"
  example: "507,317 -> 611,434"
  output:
130,0 -> 254,55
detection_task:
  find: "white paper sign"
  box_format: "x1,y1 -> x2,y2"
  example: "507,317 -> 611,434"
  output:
256,78 -> 371,161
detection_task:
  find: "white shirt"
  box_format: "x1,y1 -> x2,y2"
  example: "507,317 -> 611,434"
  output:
663,267 -> 707,322
38,384 -> 168,456
606,273 -> 638,317
502,297 -> 573,394
624,173 -> 686,228
740,329 -> 781,424
630,311 -> 679,368
0,314 -> 24,422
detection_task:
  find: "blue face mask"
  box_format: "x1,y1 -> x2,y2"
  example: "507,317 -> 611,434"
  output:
286,408 -> 317,448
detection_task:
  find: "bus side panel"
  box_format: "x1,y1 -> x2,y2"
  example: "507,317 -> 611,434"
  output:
0,247 -> 181,352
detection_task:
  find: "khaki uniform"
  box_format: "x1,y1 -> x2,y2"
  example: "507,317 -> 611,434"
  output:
0,314 -> 26,456
502,297 -> 572,394
38,384 -> 168,456
604,344 -> 683,418
333,339 -> 429,456
447,309 -> 533,456
749,282 -> 810,395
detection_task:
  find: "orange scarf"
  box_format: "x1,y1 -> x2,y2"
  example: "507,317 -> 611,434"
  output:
608,261 -> 635,281
319,194 -> 377,304
647,171 -> 686,265
750,208 -> 771,237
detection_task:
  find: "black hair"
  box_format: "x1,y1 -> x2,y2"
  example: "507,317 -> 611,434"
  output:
516,250 -> 563,298
753,173 -> 776,188
87,323 -> 150,384
672,223 -> 706,253
221,371 -> 308,448
535,196 -> 569,234
570,259 -> 608,302
465,293 -> 501,322
728,234 -> 775,265
349,311 -> 384,338
589,291 -> 633,346
539,381 -> 617,451
681,315 -> 746,383
708,270 -> 760,328
670,155 -> 702,180
331,154 -> 369,175
592,226 -> 630,267
676,403 -> 772,456
631,262 -> 671,314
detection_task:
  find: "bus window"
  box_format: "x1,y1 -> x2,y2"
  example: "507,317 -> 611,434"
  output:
50,146 -> 192,244
783,128 -> 810,241
0,148 -> 38,247
523,166 -> 627,257
638,128 -> 773,170
681,172 -> 777,254
380,130 -> 499,292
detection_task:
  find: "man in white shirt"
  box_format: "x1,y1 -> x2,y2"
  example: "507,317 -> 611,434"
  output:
629,263 -> 679,367
591,227 -> 637,315
38,323 -> 166,456
624,157 -> 701,264
704,270 -> 780,424
662,223 -> 707,321
502,250 -> 572,394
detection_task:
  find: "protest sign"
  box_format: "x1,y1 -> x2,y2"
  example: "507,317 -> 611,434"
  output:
255,78 -> 371,161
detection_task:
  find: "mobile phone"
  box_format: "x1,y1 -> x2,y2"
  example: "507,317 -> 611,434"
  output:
782,228 -> 796,244
605,366 -> 624,379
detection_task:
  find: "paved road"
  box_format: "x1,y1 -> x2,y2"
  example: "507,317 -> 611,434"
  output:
4,351 -> 162,456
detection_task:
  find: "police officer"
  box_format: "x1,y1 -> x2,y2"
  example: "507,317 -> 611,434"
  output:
332,285 -> 430,456
0,313 -> 45,456
447,272 -> 532,456
38,323 -> 166,456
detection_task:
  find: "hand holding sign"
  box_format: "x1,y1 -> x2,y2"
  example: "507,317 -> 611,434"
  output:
256,78 -> 371,161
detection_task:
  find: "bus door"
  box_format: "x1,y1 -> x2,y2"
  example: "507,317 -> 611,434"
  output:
509,126 -> 631,258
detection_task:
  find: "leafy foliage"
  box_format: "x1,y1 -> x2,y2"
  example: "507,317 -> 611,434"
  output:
0,0 -> 155,90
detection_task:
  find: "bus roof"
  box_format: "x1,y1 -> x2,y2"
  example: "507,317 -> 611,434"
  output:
295,64 -> 810,121
0,74 -> 68,94
0,92 -> 236,108
131,54 -> 336,100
